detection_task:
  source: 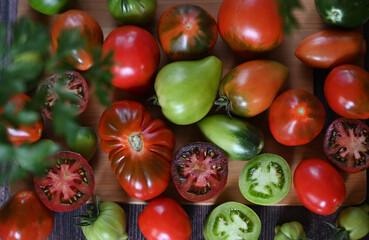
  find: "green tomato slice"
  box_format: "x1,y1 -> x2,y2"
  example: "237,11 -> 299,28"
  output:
203,201 -> 261,240
239,153 -> 292,205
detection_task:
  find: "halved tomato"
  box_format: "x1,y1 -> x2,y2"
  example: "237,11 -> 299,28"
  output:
34,151 -> 95,212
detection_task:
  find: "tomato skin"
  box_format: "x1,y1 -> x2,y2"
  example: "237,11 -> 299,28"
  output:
1,93 -> 43,146
217,0 -> 284,57
98,100 -> 175,200
294,159 -> 346,215
295,29 -> 366,68
28,0 -> 73,15
51,10 -> 103,71
0,190 -> 54,240
107,0 -> 157,26
138,197 -> 192,240
324,64 -> 369,119
158,4 -> 218,60
102,25 -> 160,95
217,60 -> 289,117
269,89 -> 326,146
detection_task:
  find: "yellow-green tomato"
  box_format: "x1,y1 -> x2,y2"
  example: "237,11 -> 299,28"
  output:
82,201 -> 128,240
155,56 -> 222,125
336,205 -> 369,240
274,221 -> 306,240
66,126 -> 97,161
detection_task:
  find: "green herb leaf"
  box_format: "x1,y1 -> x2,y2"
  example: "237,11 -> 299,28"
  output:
277,0 -> 303,35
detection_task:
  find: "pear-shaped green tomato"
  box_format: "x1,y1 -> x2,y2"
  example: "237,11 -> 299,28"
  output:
154,56 -> 222,125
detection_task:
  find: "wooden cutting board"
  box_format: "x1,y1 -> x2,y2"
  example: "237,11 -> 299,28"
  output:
13,0 -> 367,206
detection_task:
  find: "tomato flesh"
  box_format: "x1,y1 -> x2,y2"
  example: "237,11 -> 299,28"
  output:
239,153 -> 292,205
324,118 -> 369,173
171,142 -> 228,202
34,151 -> 95,212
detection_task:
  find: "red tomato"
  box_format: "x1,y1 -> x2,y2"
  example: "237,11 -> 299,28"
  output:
51,9 -> 103,71
157,4 -> 218,60
1,93 -> 43,145
0,190 -> 54,240
324,64 -> 369,119
217,0 -> 284,57
294,159 -> 346,215
102,26 -> 160,95
295,29 -> 366,69
34,151 -> 95,212
138,197 -> 192,240
98,100 -> 175,200
269,89 -> 326,146
216,60 -> 289,117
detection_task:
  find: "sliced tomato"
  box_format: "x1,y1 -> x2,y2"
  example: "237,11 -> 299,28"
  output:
34,151 -> 95,212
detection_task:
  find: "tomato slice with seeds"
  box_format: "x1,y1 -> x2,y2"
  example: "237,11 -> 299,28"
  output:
34,151 -> 95,212
323,118 -> 369,173
171,142 -> 228,202
239,153 -> 292,205
38,71 -> 89,119
203,201 -> 261,240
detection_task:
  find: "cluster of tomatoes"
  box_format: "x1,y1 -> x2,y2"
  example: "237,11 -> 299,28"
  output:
1,0 -> 369,239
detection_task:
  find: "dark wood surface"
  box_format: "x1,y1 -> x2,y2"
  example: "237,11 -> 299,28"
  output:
0,1 -> 368,239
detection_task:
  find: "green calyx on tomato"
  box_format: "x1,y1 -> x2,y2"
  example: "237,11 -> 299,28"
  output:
0,190 -> 54,240
154,56 -> 222,125
67,126 -> 98,161
98,100 -> 175,200
27,0 -> 74,15
274,221 -> 307,240
75,196 -> 128,240
197,114 -> 264,161
107,0 -> 157,26
239,153 -> 292,205
215,60 -> 289,118
314,0 -> 369,28
157,4 -> 218,60
203,201 -> 261,240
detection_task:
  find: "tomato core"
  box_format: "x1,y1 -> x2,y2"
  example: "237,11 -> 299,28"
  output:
128,133 -> 143,152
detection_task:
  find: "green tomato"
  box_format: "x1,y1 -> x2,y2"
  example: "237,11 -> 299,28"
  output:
314,0 -> 369,28
336,205 -> 369,240
203,201 -> 261,240
274,221 -> 306,240
66,126 -> 97,161
239,153 -> 292,205
27,0 -> 74,15
81,201 -> 128,240
197,114 -> 264,160
155,56 -> 222,125
107,0 -> 157,26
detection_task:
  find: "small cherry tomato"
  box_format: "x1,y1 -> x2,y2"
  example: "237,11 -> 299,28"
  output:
138,197 -> 192,240
294,158 -> 346,215
269,89 -> 326,146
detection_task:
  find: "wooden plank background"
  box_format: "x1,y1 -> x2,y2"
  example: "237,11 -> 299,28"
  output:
14,0 -> 367,206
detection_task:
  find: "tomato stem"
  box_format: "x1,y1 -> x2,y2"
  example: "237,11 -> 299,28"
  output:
214,96 -> 232,118
128,133 -> 143,152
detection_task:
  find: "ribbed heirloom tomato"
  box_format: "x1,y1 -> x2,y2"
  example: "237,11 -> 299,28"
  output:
102,25 -> 160,95
98,100 -> 175,200
217,0 -> 284,57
